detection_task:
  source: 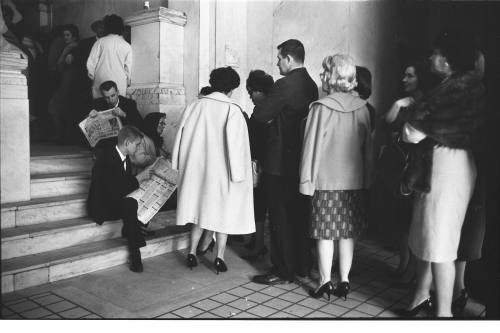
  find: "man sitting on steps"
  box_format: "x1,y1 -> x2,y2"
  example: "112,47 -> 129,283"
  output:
87,125 -> 152,272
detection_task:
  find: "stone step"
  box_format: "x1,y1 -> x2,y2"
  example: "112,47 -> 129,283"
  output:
1,224 -> 190,293
30,153 -> 94,176
30,171 -> 91,199
1,194 -> 87,229
1,211 -> 177,260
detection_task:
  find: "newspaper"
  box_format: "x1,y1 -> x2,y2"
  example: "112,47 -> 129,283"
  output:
78,109 -> 123,147
126,157 -> 178,224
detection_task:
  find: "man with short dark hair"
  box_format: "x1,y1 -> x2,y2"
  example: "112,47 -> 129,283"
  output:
88,125 -> 152,272
251,39 -> 318,285
88,80 -> 143,131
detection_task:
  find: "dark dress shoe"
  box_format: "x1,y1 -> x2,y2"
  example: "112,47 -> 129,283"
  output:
252,273 -> 292,285
395,298 -> 432,317
129,248 -> 143,273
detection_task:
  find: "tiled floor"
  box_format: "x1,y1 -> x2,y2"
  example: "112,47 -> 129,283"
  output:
1,238 -> 486,319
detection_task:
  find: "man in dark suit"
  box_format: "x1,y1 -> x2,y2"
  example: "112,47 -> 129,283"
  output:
89,80 -> 144,130
251,39 -> 318,285
88,126 -> 152,272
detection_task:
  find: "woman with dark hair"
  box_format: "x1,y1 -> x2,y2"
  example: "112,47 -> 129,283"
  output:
172,67 -> 255,274
87,14 -> 131,98
130,112 -> 168,173
396,31 -> 485,317
47,24 -> 83,142
383,58 -> 427,286
241,69 -> 274,261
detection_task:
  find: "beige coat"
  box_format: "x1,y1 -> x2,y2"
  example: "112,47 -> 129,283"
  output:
172,92 -> 255,234
300,92 -> 373,195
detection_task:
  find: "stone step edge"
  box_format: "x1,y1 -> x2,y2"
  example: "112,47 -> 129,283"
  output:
1,210 -> 176,242
30,152 -> 93,160
30,171 -> 91,182
1,194 -> 86,211
1,226 -> 189,276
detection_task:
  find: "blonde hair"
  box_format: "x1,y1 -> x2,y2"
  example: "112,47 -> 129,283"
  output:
322,54 -> 357,93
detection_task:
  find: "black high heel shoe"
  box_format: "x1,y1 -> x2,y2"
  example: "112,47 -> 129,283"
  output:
395,298 -> 432,317
196,239 -> 215,256
241,246 -> 268,262
214,257 -> 228,274
308,281 -> 334,300
333,282 -> 350,300
187,254 -> 198,270
452,289 -> 469,317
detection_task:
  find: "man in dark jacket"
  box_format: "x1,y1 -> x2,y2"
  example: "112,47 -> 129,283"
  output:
251,39 -> 318,285
87,126 -> 152,272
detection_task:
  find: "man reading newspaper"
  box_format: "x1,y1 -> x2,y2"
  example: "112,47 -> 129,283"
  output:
87,80 -> 144,150
87,126 -> 152,273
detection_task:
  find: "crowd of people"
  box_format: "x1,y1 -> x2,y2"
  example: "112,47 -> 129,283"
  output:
2,3 -> 488,317
86,32 -> 487,319
1,2 -> 131,144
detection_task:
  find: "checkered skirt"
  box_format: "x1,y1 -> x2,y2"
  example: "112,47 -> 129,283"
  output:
310,190 -> 367,240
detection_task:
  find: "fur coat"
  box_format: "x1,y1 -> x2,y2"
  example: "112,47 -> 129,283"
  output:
404,71 -> 485,193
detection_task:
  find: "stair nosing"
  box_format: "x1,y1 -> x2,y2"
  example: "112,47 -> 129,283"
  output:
30,171 -> 92,182
1,227 -> 189,275
1,217 -> 105,241
1,194 -> 87,211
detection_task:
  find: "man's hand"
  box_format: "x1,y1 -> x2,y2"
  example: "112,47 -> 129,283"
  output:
136,168 -> 153,183
112,107 -> 127,118
88,109 -> 98,118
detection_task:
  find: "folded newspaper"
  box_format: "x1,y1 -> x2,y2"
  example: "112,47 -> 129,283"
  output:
79,109 -> 123,147
126,157 -> 178,224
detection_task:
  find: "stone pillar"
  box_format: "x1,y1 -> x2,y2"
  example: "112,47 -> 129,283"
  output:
0,51 -> 30,204
124,7 -> 187,154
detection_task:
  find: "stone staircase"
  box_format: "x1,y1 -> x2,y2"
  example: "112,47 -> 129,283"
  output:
1,144 -> 189,294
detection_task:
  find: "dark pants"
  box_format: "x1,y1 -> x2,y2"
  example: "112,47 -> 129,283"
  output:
120,197 -> 146,249
264,173 -> 312,280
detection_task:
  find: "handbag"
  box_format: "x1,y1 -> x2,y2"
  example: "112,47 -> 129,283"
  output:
376,134 -> 411,197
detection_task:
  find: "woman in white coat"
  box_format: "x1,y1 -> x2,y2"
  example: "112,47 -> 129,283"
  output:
172,67 -> 255,274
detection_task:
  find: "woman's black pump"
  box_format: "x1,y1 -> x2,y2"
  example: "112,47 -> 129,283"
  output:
214,257 -> 228,274
187,254 -> 198,270
333,281 -> 350,300
395,298 -> 432,317
308,281 -> 334,301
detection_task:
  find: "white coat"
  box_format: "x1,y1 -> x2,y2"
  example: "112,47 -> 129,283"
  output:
86,34 -> 132,98
172,92 -> 255,234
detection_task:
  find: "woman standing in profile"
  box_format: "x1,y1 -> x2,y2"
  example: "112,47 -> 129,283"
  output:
300,54 -> 372,300
397,31 -> 485,317
384,59 -> 426,286
172,67 -> 255,274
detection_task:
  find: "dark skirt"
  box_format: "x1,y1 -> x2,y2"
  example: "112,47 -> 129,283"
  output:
310,189 -> 367,240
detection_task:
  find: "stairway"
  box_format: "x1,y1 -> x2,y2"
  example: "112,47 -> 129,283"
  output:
1,144 -> 189,294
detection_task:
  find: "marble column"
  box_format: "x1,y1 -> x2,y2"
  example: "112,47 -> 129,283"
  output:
0,51 -> 30,204
124,7 -> 187,154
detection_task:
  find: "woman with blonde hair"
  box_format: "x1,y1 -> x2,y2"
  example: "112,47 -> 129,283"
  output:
300,54 -> 372,300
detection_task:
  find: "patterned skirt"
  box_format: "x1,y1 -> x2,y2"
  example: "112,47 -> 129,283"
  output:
310,190 -> 367,240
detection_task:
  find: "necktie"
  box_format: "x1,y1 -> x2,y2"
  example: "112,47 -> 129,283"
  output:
124,156 -> 131,173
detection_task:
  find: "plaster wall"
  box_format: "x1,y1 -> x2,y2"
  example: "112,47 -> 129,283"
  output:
271,0 -> 399,114
52,0 -> 169,38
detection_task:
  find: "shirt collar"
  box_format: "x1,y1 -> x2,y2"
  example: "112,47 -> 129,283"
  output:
115,145 -> 126,162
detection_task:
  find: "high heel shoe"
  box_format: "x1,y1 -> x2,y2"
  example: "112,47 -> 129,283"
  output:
395,298 -> 432,317
333,281 -> 350,300
241,246 -> 268,262
214,257 -> 228,274
452,289 -> 469,317
187,254 -> 198,270
196,239 -> 215,256
308,281 -> 333,301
